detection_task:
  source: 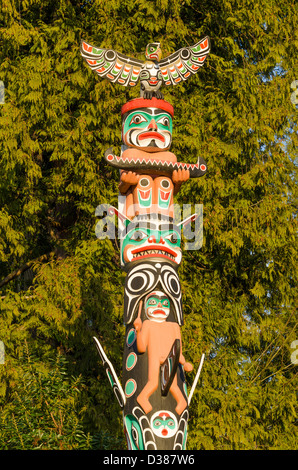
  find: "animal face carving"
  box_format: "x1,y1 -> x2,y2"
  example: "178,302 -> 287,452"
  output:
121,220 -> 181,266
139,63 -> 163,98
145,43 -> 162,61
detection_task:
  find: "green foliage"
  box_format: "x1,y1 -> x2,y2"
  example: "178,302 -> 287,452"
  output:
0,346 -> 90,449
0,0 -> 297,451
0,344 -> 125,449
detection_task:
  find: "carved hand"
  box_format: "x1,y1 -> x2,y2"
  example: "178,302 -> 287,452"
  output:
133,317 -> 142,332
120,170 -> 140,185
172,168 -> 190,184
184,362 -> 193,372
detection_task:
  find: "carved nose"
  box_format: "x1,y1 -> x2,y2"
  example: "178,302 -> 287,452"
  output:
148,119 -> 158,131
148,234 -> 165,244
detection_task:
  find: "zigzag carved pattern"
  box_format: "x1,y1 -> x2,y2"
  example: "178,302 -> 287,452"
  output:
104,149 -> 207,178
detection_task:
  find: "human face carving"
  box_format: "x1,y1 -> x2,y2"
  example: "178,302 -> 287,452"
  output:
122,108 -> 172,152
145,291 -> 170,322
150,411 -> 178,438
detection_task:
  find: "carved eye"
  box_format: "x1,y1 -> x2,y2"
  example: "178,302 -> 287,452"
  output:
165,232 -> 179,244
153,419 -> 162,427
157,116 -> 170,128
130,230 -> 147,241
139,177 -> 150,188
140,69 -> 150,79
161,178 -> 170,189
148,298 -> 157,305
129,114 -> 147,125
162,299 -> 169,307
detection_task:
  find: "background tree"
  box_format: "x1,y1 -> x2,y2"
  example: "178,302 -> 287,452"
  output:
0,0 -> 297,450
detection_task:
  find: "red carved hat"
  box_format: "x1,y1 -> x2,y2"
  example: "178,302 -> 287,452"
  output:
121,97 -> 174,117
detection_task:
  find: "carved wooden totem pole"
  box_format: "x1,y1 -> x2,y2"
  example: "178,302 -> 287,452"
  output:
81,36 -> 210,450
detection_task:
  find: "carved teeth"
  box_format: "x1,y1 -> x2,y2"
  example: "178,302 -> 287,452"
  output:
131,250 -> 175,260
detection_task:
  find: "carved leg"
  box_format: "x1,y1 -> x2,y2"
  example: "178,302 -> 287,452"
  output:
137,380 -> 158,414
136,359 -> 160,414
169,375 -> 188,415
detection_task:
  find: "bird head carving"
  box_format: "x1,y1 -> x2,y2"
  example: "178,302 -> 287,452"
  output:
145,43 -> 162,62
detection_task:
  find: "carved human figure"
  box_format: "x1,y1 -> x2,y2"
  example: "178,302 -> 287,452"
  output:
133,291 -> 193,415
118,98 -> 189,219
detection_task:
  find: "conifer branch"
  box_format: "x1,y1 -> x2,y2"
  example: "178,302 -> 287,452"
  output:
0,251 -> 57,288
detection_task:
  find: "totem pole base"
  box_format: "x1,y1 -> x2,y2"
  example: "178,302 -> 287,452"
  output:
122,321 -> 189,451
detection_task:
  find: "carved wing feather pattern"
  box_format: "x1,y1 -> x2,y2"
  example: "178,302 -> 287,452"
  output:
80,41 -> 144,87
159,36 -> 210,86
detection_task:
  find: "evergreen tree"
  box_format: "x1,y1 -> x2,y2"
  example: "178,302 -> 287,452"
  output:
0,0 -> 297,450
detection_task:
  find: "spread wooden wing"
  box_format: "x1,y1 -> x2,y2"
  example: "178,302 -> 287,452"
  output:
159,36 -> 210,86
80,40 -> 144,87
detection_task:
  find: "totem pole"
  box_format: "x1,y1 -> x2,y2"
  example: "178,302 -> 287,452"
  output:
81,36 -> 210,450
